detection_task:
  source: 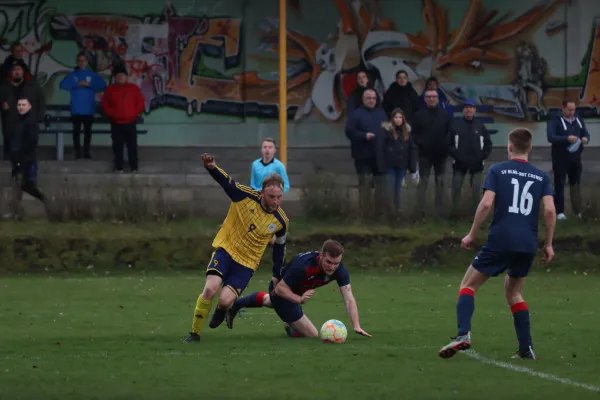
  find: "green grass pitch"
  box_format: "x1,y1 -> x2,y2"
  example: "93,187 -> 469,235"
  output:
1,271 -> 599,399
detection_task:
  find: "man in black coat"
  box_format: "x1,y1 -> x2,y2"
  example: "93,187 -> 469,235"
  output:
381,69 -> 421,123
345,88 -> 388,211
7,97 -> 48,219
411,89 -> 451,215
448,100 -> 492,213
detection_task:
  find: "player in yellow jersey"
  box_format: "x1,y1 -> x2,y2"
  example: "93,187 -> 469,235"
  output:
184,153 -> 289,342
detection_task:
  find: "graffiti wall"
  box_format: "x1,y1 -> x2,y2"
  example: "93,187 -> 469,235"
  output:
0,0 -> 598,147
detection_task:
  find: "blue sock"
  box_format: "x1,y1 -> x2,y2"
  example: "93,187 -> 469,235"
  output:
456,288 -> 475,336
511,302 -> 532,352
233,292 -> 267,310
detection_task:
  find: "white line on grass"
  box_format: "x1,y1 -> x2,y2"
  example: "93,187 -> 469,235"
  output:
463,349 -> 600,393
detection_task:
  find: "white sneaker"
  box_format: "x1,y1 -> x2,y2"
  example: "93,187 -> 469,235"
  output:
557,213 -> 567,220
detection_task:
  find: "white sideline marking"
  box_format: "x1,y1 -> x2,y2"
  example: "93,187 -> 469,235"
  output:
463,349 -> 600,393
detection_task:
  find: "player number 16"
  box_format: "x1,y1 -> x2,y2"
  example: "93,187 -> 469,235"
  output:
508,178 -> 534,216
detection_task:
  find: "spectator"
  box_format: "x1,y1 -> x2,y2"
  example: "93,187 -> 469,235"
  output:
6,97 -> 48,218
59,53 -> 107,160
382,69 -> 421,123
0,61 -> 44,160
448,99 -> 492,213
250,137 -> 290,193
411,89 -> 451,215
419,77 -> 449,110
378,108 -> 419,211
0,42 -> 31,82
547,99 -> 590,220
345,88 -> 387,210
346,70 -> 380,117
101,65 -> 144,173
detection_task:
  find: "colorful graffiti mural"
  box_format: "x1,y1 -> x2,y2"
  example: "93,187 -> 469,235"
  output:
0,0 -> 599,126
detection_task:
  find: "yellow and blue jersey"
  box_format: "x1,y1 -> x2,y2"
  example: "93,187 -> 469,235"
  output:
208,165 -> 288,271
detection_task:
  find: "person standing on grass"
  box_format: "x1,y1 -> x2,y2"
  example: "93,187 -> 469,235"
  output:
250,137 -> 290,193
378,108 -> 419,211
546,99 -> 591,220
101,65 -> 144,173
184,153 -> 288,343
438,128 -> 556,361
225,240 -> 371,339
59,53 -> 106,160
5,97 -> 49,219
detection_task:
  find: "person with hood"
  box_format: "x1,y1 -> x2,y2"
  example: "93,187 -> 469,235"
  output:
419,76 -> 449,111
378,108 -> 419,211
345,88 -> 387,210
0,42 -> 31,82
0,61 -> 44,159
101,65 -> 144,173
381,69 -> 421,123
448,99 -> 492,214
411,88 -> 451,215
6,97 -> 48,218
59,53 -> 106,159
346,70 -> 380,117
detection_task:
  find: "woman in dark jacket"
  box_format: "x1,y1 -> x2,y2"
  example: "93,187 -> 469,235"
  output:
379,108 -> 419,210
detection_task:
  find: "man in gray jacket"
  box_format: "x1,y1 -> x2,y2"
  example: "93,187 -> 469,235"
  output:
0,60 -> 45,159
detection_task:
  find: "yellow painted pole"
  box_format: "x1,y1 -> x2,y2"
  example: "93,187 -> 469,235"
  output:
278,0 -> 287,167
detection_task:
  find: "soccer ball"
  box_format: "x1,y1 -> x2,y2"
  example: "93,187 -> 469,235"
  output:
320,319 -> 348,343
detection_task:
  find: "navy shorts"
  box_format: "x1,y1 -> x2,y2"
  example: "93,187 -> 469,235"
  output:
269,281 -> 304,324
472,245 -> 535,278
206,248 -> 254,297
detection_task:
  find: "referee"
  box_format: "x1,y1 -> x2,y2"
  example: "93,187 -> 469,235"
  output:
546,100 -> 590,220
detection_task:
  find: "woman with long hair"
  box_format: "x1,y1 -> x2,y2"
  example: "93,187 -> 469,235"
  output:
380,108 -> 419,210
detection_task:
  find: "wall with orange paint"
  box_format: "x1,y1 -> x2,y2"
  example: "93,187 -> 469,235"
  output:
1,0 -> 598,147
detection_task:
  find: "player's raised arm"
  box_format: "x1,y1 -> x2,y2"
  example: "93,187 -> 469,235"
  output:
202,153 -> 256,202
339,285 -> 371,337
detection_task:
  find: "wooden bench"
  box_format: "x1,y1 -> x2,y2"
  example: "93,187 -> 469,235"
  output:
41,104 -> 148,161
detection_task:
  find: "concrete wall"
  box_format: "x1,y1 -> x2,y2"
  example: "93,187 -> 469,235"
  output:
2,0 -> 599,149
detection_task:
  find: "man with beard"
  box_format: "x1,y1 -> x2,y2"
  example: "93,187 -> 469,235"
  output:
0,61 -> 45,159
382,69 -> 421,122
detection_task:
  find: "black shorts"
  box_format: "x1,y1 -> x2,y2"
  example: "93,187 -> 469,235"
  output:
472,245 -> 535,278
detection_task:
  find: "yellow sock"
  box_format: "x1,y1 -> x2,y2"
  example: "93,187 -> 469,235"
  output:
191,295 -> 213,335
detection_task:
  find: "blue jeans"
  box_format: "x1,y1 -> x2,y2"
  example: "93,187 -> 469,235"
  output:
386,168 -> 407,210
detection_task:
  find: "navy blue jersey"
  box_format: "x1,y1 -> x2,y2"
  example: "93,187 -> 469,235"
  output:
277,251 -> 350,295
484,159 -> 554,253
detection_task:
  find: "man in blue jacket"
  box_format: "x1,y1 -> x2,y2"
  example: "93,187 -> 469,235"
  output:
59,53 -> 106,159
250,137 -> 290,193
345,88 -> 387,211
546,100 -> 590,220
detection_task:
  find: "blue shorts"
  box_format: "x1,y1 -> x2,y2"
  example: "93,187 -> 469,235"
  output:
206,248 -> 254,297
472,245 -> 535,278
268,281 -> 304,324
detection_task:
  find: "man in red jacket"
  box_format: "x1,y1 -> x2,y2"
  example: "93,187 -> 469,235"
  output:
101,65 -> 144,172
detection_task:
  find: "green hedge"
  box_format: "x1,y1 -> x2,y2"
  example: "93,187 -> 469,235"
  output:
0,220 -> 598,273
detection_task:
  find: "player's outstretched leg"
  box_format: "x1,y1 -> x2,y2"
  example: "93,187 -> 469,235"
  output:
287,315 -> 319,338
209,286 -> 239,329
439,266 -> 488,359
505,275 -> 536,360
226,291 -> 271,329
185,274 -> 222,342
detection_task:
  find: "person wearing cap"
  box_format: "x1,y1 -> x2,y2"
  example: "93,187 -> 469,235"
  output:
59,52 -> 106,159
447,99 -> 492,214
0,61 -> 44,159
546,99 -> 590,220
101,65 -> 144,173
0,42 -> 32,82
